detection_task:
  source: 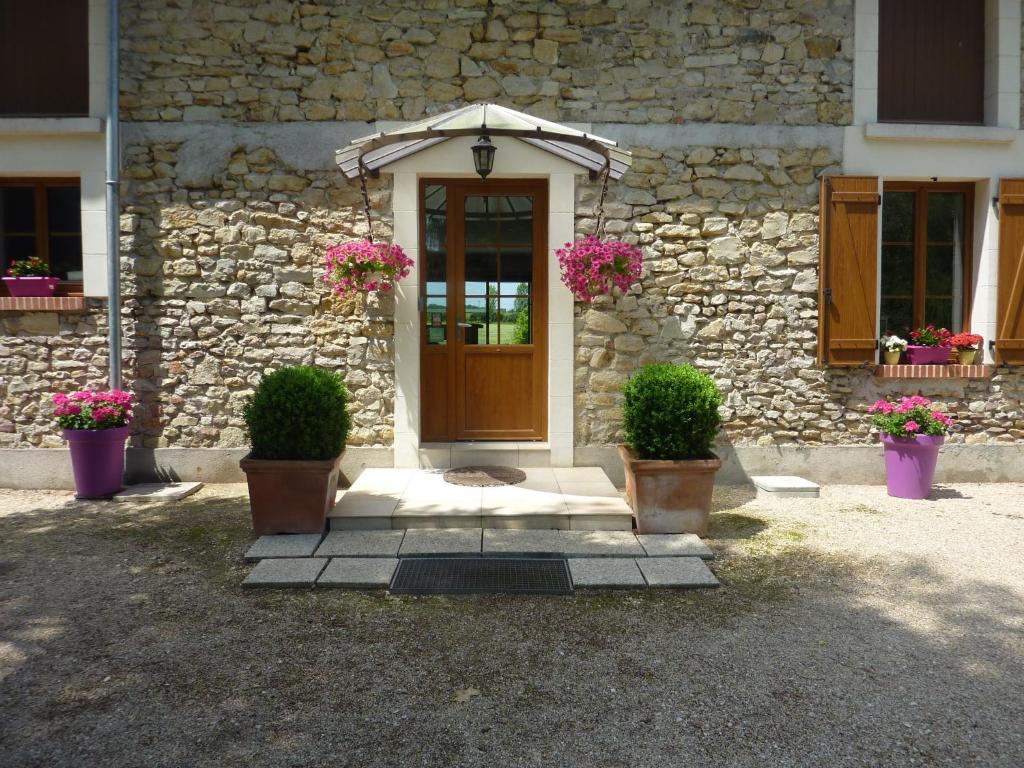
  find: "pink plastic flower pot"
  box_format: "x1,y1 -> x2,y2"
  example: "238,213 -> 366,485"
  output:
881,433 -> 943,499
63,426 -> 130,499
905,345 -> 951,365
3,276 -> 60,297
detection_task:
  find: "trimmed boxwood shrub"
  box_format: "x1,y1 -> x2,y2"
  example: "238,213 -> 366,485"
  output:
243,366 -> 351,460
622,363 -> 722,460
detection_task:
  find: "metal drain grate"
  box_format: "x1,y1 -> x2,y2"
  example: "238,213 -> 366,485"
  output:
391,557 -> 572,595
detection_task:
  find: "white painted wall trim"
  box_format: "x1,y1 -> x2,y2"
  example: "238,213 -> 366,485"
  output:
384,136 -> 580,467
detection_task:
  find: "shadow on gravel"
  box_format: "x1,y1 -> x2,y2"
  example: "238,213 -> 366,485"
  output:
1,489 -> 1023,767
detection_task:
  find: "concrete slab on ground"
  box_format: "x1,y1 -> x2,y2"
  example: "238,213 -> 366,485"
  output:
113,482 -> 204,502
314,530 -> 405,558
750,475 -> 821,498
400,528 -> 482,556
568,558 -> 646,588
637,557 -> 720,588
637,534 -> 715,559
317,557 -> 398,588
242,558 -> 327,588
482,529 -> 646,558
244,533 -> 324,562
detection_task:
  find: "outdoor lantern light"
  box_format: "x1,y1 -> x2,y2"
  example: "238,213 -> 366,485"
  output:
472,134 -> 495,179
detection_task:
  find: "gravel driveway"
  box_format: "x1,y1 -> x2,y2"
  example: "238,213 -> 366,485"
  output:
1,483 -> 1022,767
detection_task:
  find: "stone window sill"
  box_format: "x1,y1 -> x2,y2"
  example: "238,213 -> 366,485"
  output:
864,123 -> 1016,144
873,363 -> 995,379
0,297 -> 90,312
0,117 -> 104,136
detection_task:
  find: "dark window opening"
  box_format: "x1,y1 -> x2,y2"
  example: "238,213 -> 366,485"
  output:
0,1 -> 89,116
1,179 -> 83,294
878,0 -> 985,125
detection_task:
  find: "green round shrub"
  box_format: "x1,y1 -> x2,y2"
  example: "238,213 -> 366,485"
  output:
622,363 -> 722,460
243,366 -> 351,460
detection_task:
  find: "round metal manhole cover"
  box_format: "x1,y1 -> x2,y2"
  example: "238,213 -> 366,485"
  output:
443,466 -> 527,487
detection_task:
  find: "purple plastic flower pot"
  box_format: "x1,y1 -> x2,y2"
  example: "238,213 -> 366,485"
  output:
881,433 -> 943,499
63,426 -> 130,499
905,345 -> 951,365
3,276 -> 60,297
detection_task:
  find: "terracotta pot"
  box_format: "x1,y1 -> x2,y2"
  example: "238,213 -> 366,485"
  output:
883,349 -> 902,365
957,348 -> 977,365
240,452 -> 343,535
618,444 -> 721,535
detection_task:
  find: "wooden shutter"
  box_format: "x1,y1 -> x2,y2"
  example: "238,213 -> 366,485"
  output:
0,1 -> 89,116
996,180 -> 1024,365
819,176 -> 879,366
878,0 -> 984,125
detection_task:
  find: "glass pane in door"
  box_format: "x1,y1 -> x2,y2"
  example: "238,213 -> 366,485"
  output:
423,184 -> 448,344
925,191 -> 964,332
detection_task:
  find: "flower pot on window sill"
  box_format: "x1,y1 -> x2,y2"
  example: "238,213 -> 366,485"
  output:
3,276 -> 60,297
905,345 -> 951,365
957,348 -> 978,365
882,349 -> 902,365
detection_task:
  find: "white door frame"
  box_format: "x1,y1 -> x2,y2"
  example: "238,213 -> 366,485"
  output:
384,136 -> 578,467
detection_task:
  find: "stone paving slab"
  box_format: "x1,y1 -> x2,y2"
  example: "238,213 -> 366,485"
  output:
114,482 -> 204,502
314,530 -> 405,558
637,557 -> 720,588
568,558 -> 646,589
244,533 -> 324,562
242,558 -> 327,588
399,528 -> 482,556
750,475 -> 821,498
317,558 -> 398,589
482,530 -> 646,558
637,534 -> 715,559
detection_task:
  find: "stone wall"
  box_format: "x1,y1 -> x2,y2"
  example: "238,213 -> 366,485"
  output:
120,0 -> 853,126
0,306 -> 109,447
572,142 -> 1024,447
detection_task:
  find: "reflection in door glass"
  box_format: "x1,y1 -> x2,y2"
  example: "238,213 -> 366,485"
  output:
461,194 -> 533,346
423,185 -> 448,344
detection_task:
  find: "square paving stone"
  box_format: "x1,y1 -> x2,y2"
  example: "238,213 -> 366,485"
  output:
483,530 -> 645,558
243,558 -> 327,588
399,528 -> 482,556
750,475 -> 820,498
637,557 -> 720,588
317,558 -> 398,589
569,558 -> 646,589
637,534 -> 714,559
244,533 -> 324,562
314,530 -> 405,558
114,482 -> 204,502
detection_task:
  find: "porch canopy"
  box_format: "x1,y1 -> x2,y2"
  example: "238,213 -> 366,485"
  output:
335,103 -> 632,180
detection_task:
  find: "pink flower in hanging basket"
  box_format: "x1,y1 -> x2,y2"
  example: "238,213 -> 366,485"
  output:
555,235 -> 643,303
322,239 -> 413,297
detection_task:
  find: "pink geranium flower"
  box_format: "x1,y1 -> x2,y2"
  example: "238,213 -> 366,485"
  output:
323,240 -> 413,298
556,235 -> 643,303
904,420 -> 920,432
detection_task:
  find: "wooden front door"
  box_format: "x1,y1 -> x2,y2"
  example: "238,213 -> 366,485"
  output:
419,179 -> 548,441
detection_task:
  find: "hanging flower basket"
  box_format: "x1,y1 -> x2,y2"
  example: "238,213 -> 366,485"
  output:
555,235 -> 643,303
322,240 -> 413,297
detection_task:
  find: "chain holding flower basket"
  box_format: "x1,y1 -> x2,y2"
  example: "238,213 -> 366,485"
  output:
556,167 -> 643,303
322,167 -> 413,298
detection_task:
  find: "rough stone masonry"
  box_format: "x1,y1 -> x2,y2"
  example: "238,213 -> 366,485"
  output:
2,0 -> 1021,455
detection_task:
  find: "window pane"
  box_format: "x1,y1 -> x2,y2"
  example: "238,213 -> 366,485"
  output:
464,296 -> 496,345
498,294 -> 531,344
425,250 -> 446,295
465,195 -> 497,246
425,296 -> 447,346
926,245 -> 954,296
924,297 -> 953,332
881,244 -> 914,297
499,196 -> 533,244
46,186 -> 81,233
926,192 -> 963,243
880,298 -> 913,339
0,187 -> 37,275
882,191 -> 914,243
464,248 -> 497,296
424,184 -> 446,253
49,235 -> 82,280
501,246 -> 532,290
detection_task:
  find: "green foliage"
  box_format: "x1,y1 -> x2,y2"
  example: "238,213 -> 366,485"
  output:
512,282 -> 530,344
243,366 -> 351,460
622,363 -> 722,460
